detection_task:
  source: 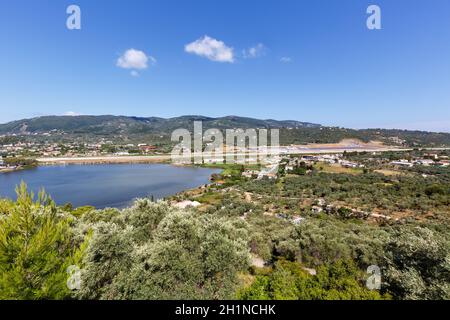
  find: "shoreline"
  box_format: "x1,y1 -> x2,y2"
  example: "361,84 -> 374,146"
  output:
0,165 -> 37,174
36,155 -> 172,165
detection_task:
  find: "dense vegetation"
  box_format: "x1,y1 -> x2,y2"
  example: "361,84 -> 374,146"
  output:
238,168 -> 450,221
0,184 -> 87,299
2,157 -> 38,168
0,115 -> 318,136
0,186 -> 250,300
238,259 -> 389,300
1,179 -> 448,300
76,200 -> 249,299
279,127 -> 450,147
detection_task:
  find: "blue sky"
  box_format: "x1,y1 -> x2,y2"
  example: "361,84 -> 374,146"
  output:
1,0 -> 449,132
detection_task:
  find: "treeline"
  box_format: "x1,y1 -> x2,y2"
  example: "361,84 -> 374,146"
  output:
2,157 -> 38,168
278,128 -> 450,147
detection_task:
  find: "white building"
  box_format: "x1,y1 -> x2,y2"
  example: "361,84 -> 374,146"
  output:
291,216 -> 305,225
257,164 -> 279,180
415,159 -> 435,166
390,160 -> 413,168
173,200 -> 201,209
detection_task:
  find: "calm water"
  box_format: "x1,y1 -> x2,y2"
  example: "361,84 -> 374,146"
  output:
0,164 -> 220,208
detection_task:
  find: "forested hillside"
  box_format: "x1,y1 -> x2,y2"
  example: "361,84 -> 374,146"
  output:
1,115 -> 450,147
0,115 -> 319,135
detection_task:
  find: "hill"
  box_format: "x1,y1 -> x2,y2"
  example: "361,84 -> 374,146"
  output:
1,115 -> 450,147
0,115 -> 319,136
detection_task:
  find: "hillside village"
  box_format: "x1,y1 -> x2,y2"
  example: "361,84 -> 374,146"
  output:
1,133 -> 449,173
0,139 -> 160,160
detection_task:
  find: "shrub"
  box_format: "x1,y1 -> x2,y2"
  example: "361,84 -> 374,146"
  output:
77,200 -> 251,300
383,224 -> 450,299
0,183 -> 87,300
238,259 -> 389,300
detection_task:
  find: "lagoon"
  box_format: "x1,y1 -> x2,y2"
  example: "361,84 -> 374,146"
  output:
0,164 -> 220,208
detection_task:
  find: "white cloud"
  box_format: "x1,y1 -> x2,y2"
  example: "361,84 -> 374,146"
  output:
243,43 -> 266,59
130,70 -> 140,77
185,36 -> 234,63
280,57 -> 292,63
64,111 -> 81,116
116,49 -> 155,70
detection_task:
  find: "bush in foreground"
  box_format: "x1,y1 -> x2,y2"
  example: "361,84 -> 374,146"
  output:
238,259 -> 390,300
77,199 -> 251,300
0,183 -> 87,300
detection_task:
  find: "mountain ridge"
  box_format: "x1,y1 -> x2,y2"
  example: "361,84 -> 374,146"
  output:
0,115 -> 321,135
1,115 -> 450,147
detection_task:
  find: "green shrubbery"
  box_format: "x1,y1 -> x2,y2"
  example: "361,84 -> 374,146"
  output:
0,182 -> 449,300
3,157 -> 38,168
0,183 -> 87,299
76,199 -> 250,300
235,208 -> 450,300
0,186 -> 251,300
238,259 -> 389,300
240,171 -> 450,218
383,225 -> 450,299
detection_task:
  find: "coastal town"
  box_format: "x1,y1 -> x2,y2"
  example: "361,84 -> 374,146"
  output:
1,134 -> 449,173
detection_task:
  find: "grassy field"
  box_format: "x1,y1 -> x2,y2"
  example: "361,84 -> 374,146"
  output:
374,169 -> 405,176
196,192 -> 224,205
313,163 -> 363,175
201,163 -> 261,176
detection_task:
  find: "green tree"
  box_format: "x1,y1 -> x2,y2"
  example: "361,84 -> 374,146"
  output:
77,200 -> 250,300
383,225 -> 450,300
0,182 -> 87,300
238,260 -> 389,300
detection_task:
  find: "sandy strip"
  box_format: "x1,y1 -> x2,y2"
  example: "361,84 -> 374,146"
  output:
37,155 -> 171,165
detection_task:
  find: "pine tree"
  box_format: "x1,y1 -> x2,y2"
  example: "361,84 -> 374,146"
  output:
0,182 -> 87,300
